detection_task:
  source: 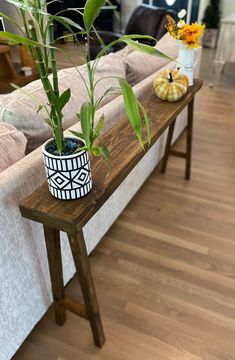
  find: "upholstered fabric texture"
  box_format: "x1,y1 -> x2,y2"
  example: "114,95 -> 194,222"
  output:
0,123 -> 27,173
124,33 -> 179,85
0,52 -> 126,152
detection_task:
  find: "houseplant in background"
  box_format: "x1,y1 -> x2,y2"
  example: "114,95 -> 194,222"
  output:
202,0 -> 220,48
166,11 -> 205,85
0,0 -> 173,200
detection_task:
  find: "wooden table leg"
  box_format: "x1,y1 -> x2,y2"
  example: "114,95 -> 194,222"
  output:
0,48 -> 17,79
161,119 -> 176,174
185,98 -> 194,180
4,52 -> 17,79
68,230 -> 105,348
43,225 -> 66,325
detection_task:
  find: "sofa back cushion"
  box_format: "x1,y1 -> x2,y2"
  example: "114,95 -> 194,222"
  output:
0,52 -> 126,153
0,123 -> 27,173
124,33 -> 178,85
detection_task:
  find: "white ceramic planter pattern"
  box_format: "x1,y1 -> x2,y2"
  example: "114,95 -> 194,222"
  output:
42,138 -> 92,200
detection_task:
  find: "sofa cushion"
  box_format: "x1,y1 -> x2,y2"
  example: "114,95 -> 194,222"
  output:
0,123 -> 27,173
0,52 -> 126,153
124,33 -> 179,85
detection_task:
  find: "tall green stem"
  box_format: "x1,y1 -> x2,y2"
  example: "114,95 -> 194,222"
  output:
29,19 -> 63,153
48,20 -> 64,153
86,32 -> 95,134
49,22 -> 59,99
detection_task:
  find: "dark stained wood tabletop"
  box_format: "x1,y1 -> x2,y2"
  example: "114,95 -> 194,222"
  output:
20,79 -> 203,235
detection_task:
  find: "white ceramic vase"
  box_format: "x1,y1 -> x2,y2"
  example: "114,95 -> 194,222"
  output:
176,40 -> 199,86
42,137 -> 92,200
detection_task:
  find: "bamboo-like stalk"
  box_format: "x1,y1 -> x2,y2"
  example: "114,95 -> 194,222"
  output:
86,32 -> 96,135
48,22 -> 59,100
48,21 -> 64,152
29,25 -> 54,105
29,18 -> 64,153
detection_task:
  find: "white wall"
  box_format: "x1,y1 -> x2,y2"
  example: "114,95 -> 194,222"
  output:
121,0 -> 142,28
0,1 -> 22,34
0,2 -> 22,62
197,0 -> 209,22
221,0 -> 235,17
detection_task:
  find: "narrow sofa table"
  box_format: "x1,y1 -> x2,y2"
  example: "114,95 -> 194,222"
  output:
19,79 -> 202,348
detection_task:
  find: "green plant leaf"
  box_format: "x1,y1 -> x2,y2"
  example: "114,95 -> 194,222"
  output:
75,146 -> 87,153
58,88 -> 71,112
90,145 -> 110,161
47,0 -> 63,7
79,102 -> 92,149
119,34 -> 154,41
100,144 -> 110,161
84,0 -> 106,32
91,146 -> 101,156
94,114 -> 105,138
122,38 -> 174,61
0,31 -> 40,46
7,0 -> 48,15
95,34 -> 155,61
119,78 -> 143,147
95,86 -> 119,107
69,130 -> 84,140
37,104 -> 43,114
6,0 -> 26,10
139,102 -> 151,146
45,117 -> 53,128
142,110 -> 151,147
51,15 -> 84,32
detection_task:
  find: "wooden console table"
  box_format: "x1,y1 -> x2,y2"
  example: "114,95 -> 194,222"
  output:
19,80 -> 202,348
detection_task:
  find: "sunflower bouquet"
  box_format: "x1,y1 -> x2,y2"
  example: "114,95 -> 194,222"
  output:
166,10 -> 205,48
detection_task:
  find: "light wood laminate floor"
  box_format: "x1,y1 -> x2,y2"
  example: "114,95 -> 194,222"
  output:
13,48 -> 235,360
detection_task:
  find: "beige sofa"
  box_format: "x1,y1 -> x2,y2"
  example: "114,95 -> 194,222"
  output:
0,34 -> 201,360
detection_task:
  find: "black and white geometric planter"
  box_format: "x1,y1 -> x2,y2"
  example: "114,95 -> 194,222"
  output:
42,138 -> 92,200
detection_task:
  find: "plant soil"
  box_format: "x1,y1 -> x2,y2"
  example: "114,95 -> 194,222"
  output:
45,138 -> 84,156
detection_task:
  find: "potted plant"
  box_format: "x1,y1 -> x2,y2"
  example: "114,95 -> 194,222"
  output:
0,0 -> 173,200
202,0 -> 220,48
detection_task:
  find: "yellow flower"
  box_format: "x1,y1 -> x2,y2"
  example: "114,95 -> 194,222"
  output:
166,15 -> 205,45
166,15 -> 178,39
181,23 -> 205,48
177,19 -> 186,28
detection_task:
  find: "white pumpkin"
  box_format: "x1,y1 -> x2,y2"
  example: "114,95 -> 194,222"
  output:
153,69 -> 189,102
